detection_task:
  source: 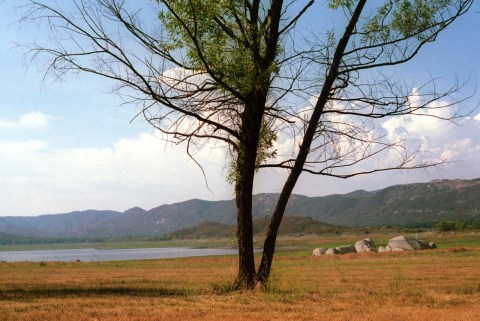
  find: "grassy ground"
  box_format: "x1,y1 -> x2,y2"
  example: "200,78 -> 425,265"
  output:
0,232 -> 479,320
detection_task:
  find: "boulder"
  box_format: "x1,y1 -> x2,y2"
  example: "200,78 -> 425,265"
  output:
378,246 -> 387,253
385,245 -> 393,252
335,245 -> 357,254
388,235 -> 429,251
325,248 -> 339,255
429,242 -> 437,249
355,238 -> 376,253
312,248 -> 327,256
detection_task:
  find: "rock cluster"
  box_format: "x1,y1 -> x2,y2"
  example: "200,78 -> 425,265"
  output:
312,236 -> 436,256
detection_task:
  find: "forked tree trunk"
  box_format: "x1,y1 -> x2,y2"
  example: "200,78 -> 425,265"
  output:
257,0 -> 367,286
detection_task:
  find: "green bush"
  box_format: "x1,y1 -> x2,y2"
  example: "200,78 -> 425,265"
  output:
435,221 -> 457,232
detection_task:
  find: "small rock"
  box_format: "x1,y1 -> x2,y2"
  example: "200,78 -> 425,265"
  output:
416,239 -> 430,250
428,242 -> 437,249
335,245 -> 357,254
378,246 -> 387,253
312,248 -> 327,256
325,248 -> 339,255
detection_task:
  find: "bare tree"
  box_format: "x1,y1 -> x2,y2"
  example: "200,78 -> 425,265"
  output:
20,0 -> 475,289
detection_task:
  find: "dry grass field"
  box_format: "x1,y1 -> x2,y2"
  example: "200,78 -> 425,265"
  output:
1,235 -> 479,320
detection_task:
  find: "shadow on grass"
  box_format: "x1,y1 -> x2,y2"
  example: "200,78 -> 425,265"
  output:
0,286 -> 190,300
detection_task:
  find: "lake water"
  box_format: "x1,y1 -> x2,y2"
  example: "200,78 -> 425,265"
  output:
0,247 -> 238,262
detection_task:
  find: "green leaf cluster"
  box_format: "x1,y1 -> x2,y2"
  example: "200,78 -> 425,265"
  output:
158,1 -> 282,187
328,0 -> 355,9
363,0 -> 453,44
158,0 -> 268,95
227,121 -> 278,185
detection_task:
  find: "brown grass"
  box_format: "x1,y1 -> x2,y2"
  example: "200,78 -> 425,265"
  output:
1,247 -> 479,320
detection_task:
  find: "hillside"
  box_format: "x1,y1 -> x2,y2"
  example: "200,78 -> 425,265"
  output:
0,178 -> 479,239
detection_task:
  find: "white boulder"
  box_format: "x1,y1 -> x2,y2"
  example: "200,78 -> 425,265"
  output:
388,235 -> 430,251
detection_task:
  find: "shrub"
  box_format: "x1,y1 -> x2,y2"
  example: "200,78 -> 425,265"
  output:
435,221 -> 457,232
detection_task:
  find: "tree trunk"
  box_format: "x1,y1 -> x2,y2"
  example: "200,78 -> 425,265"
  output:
234,102 -> 265,290
257,0 -> 367,286
234,163 -> 257,289
257,172 -> 299,286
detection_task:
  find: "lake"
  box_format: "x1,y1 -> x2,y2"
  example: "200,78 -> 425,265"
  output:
0,247 -> 238,262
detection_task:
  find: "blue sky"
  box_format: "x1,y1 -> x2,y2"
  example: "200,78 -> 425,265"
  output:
1,1 -> 479,216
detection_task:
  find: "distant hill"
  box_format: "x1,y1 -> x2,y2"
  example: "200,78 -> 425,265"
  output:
0,210 -> 121,238
0,178 -> 479,239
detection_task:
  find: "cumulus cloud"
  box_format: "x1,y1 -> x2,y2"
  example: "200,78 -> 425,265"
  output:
258,94 -> 480,199
381,98 -> 480,164
0,112 -> 52,130
288,111 -> 480,199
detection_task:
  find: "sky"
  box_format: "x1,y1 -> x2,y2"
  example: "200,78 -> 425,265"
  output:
1,1 -> 479,217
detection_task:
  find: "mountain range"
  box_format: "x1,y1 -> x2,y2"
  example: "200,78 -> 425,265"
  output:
0,178 -> 479,239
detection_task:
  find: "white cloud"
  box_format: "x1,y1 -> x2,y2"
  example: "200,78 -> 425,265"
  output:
0,120 -> 15,129
439,138 -> 474,160
0,140 -> 47,154
262,93 -> 480,189
380,95 -> 474,164
0,112 -> 52,130
18,112 -> 52,129
263,94 -> 480,199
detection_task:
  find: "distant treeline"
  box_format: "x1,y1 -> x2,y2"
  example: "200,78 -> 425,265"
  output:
401,219 -> 480,231
0,233 -> 163,246
435,220 -> 480,232
0,237 -> 105,246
